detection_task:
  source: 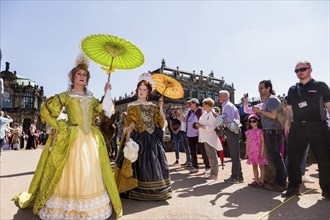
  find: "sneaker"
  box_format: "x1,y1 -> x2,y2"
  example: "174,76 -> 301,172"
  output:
264,183 -> 287,192
186,162 -> 193,167
302,175 -> 314,183
204,168 -> 211,175
189,168 -> 199,174
238,176 -> 244,183
173,160 -> 179,165
224,176 -> 239,184
281,187 -> 301,197
321,192 -> 330,200
206,174 -> 217,180
248,181 -> 259,187
257,181 -> 264,188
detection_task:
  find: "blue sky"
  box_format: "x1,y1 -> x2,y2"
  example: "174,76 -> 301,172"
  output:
1,1 -> 329,103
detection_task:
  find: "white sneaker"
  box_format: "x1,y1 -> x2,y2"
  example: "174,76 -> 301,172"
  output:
189,168 -> 199,174
204,168 -> 211,175
302,175 -> 314,183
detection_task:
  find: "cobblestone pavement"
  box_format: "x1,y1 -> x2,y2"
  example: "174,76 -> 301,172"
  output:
1,147 -> 329,220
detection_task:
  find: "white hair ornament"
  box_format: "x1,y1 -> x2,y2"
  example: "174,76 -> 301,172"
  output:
67,53 -> 90,91
138,72 -> 155,92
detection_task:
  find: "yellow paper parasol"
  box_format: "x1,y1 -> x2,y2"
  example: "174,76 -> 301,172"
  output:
152,73 -> 184,99
81,34 -> 144,82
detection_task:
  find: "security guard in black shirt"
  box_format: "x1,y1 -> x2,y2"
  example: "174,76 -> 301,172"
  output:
282,60 -> 330,199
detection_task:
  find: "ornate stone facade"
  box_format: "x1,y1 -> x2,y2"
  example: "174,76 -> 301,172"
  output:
0,62 -> 46,133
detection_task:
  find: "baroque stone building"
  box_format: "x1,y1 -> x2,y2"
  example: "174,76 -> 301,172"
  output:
114,59 -> 235,119
0,62 -> 46,133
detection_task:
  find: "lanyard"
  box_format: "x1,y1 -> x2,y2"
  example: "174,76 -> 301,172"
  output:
296,83 -> 304,101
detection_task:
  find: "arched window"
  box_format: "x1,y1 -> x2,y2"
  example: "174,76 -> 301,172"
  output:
23,92 -> 34,109
2,89 -> 13,108
192,88 -> 198,98
214,92 -> 219,103
207,91 -> 213,98
184,87 -> 190,98
200,90 -> 206,100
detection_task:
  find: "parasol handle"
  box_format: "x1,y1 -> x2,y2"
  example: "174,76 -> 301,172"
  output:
107,73 -> 111,83
162,87 -> 168,96
107,57 -> 115,83
159,95 -> 164,103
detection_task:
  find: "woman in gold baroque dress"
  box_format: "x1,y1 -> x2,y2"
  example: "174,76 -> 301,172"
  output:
14,56 -> 122,219
114,73 -> 172,200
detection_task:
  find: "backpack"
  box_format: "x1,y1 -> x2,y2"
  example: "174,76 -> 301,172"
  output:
186,107 -> 203,130
186,107 -> 203,121
277,97 -> 287,129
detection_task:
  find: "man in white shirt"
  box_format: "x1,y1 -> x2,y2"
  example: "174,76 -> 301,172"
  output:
0,111 -> 13,155
177,98 -> 192,166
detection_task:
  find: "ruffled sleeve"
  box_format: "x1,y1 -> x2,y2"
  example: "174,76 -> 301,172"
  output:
92,98 -> 103,118
153,106 -> 164,129
125,106 -> 139,128
40,93 -> 67,131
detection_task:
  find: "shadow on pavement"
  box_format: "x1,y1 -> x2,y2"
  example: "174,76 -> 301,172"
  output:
12,201 -> 39,220
108,198 -> 170,220
13,209 -> 39,220
0,171 -> 35,178
267,196 -> 329,220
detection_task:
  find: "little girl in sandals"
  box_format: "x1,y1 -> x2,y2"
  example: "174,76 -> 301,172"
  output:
245,114 -> 268,187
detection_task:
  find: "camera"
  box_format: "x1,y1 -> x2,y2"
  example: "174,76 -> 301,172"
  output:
244,93 -> 249,98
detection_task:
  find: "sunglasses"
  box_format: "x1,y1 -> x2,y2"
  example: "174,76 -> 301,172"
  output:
294,67 -> 309,73
249,120 -> 258,123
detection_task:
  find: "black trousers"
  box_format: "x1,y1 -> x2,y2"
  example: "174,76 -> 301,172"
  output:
288,122 -> 330,194
264,129 -> 287,186
0,138 -> 3,155
187,136 -> 210,169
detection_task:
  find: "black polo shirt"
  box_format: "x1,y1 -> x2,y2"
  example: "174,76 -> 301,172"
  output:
287,79 -> 330,122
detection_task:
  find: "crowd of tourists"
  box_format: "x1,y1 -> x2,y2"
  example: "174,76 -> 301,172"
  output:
0,118 -> 48,151
162,61 -> 330,201
0,112 -> 49,155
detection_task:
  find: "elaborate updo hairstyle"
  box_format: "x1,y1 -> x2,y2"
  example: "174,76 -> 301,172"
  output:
68,54 -> 91,91
135,80 -> 153,98
134,72 -> 155,100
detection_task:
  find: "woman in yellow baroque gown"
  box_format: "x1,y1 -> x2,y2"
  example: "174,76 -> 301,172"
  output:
14,55 -> 122,219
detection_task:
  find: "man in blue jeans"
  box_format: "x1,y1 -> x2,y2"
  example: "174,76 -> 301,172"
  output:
252,80 -> 287,191
178,98 -> 192,166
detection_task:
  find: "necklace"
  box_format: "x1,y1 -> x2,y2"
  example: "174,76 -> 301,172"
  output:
137,99 -> 148,105
71,88 -> 85,95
